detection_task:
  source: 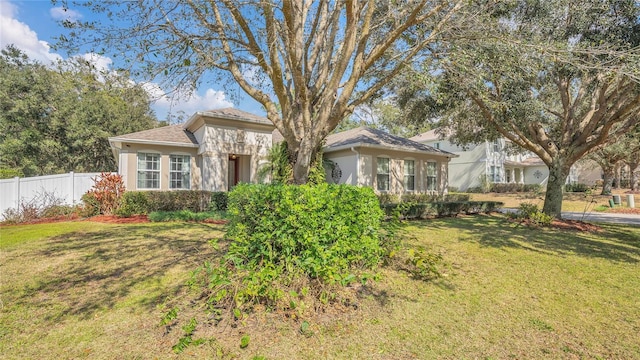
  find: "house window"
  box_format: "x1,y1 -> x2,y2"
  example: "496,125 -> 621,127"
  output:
435,142 -> 440,149
426,161 -> 437,191
137,152 -> 160,189
404,160 -> 415,191
377,157 -> 390,191
489,165 -> 502,183
170,155 -> 190,189
493,140 -> 500,152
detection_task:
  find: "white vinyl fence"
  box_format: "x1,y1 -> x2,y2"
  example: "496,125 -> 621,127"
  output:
0,172 -> 114,215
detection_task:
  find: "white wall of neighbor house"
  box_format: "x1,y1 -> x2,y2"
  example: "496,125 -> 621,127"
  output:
523,165 -> 549,185
120,144 -> 200,191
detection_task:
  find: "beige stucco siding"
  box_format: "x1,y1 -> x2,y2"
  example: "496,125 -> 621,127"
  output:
352,148 -> 450,195
119,144 -> 200,191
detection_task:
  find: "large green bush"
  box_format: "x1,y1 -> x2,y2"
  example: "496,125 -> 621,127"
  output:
226,183 -> 384,282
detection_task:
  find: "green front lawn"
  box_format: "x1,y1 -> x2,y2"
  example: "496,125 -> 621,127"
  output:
0,216 -> 638,359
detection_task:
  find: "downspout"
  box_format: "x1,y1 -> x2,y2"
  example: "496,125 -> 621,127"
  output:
350,147 -> 359,186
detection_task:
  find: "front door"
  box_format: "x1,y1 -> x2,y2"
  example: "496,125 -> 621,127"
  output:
228,156 -> 239,190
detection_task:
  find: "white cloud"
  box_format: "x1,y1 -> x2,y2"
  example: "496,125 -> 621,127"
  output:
0,1 -> 61,64
78,52 -> 113,73
142,83 -> 234,121
49,7 -> 82,22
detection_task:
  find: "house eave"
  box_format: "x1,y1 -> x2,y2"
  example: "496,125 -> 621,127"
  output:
184,111 -> 274,132
324,142 -> 459,158
108,137 -> 199,148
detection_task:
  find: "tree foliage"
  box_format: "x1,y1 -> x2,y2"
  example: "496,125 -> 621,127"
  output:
393,0 -> 640,217
0,46 -> 158,176
57,0 -> 466,184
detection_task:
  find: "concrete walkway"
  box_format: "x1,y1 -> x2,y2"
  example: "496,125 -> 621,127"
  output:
500,208 -> 640,226
560,211 -> 640,226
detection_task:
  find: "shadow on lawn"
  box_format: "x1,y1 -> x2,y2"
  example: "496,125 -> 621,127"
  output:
413,214 -> 640,263
17,222 -> 224,322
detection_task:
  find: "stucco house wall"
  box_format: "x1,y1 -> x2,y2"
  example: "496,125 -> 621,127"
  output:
111,112 -> 455,196
119,144 -> 201,191
322,128 -> 455,196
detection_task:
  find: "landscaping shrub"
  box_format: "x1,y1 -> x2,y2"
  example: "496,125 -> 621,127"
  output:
83,172 -> 125,215
444,193 -> 470,202
508,202 -> 553,227
116,191 -> 151,217
377,193 -> 400,205
80,192 -> 101,217
145,191 -> 212,212
189,183 -> 384,320
381,201 -> 503,219
226,183 -> 383,281
564,183 -> 590,193
115,190 -> 215,216
210,191 -> 228,211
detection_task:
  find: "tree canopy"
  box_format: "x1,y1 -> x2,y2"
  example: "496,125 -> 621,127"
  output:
0,46 -> 158,177
392,0 -> 640,217
57,0 -> 467,184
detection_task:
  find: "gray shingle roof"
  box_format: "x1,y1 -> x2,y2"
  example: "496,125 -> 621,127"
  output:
324,127 -> 455,156
111,125 -> 198,146
409,128 -> 453,143
198,107 -> 272,125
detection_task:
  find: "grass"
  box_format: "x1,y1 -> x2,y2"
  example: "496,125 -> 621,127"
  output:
1,216 -> 639,359
469,188 -> 633,213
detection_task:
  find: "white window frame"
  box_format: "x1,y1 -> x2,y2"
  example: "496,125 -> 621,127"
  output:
376,157 -> 390,192
169,154 -> 191,190
137,152 -> 161,189
404,159 -> 415,192
426,161 -> 437,192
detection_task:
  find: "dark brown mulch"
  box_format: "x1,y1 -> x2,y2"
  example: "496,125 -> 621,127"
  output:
551,219 -> 601,232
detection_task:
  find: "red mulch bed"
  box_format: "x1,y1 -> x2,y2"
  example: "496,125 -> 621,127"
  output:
87,215 -> 150,223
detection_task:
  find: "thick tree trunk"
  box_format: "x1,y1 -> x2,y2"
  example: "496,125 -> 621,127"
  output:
290,130 -> 323,185
542,160 -> 570,219
601,167 -> 615,195
613,163 -> 621,189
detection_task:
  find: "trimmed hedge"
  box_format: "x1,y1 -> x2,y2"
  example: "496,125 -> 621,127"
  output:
116,190 -> 229,217
381,201 -> 504,219
379,192 -> 470,205
564,183 -> 590,193
226,183 -> 384,282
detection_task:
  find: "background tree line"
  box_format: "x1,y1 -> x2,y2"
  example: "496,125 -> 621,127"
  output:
0,45 -> 158,178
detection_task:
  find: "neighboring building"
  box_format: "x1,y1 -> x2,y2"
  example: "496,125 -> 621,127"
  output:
109,109 -> 457,195
410,129 -> 579,191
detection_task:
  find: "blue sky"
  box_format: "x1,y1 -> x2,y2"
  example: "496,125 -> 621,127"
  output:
0,0 -> 264,121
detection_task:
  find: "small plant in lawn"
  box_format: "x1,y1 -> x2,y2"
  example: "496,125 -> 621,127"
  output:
172,318 -> 206,354
508,202 -> 553,227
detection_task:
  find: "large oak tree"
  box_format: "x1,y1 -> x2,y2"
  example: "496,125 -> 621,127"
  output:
395,0 -> 640,218
57,0 -> 465,184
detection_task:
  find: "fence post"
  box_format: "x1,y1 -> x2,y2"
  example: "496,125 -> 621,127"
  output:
14,176 -> 21,210
70,171 -> 75,204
